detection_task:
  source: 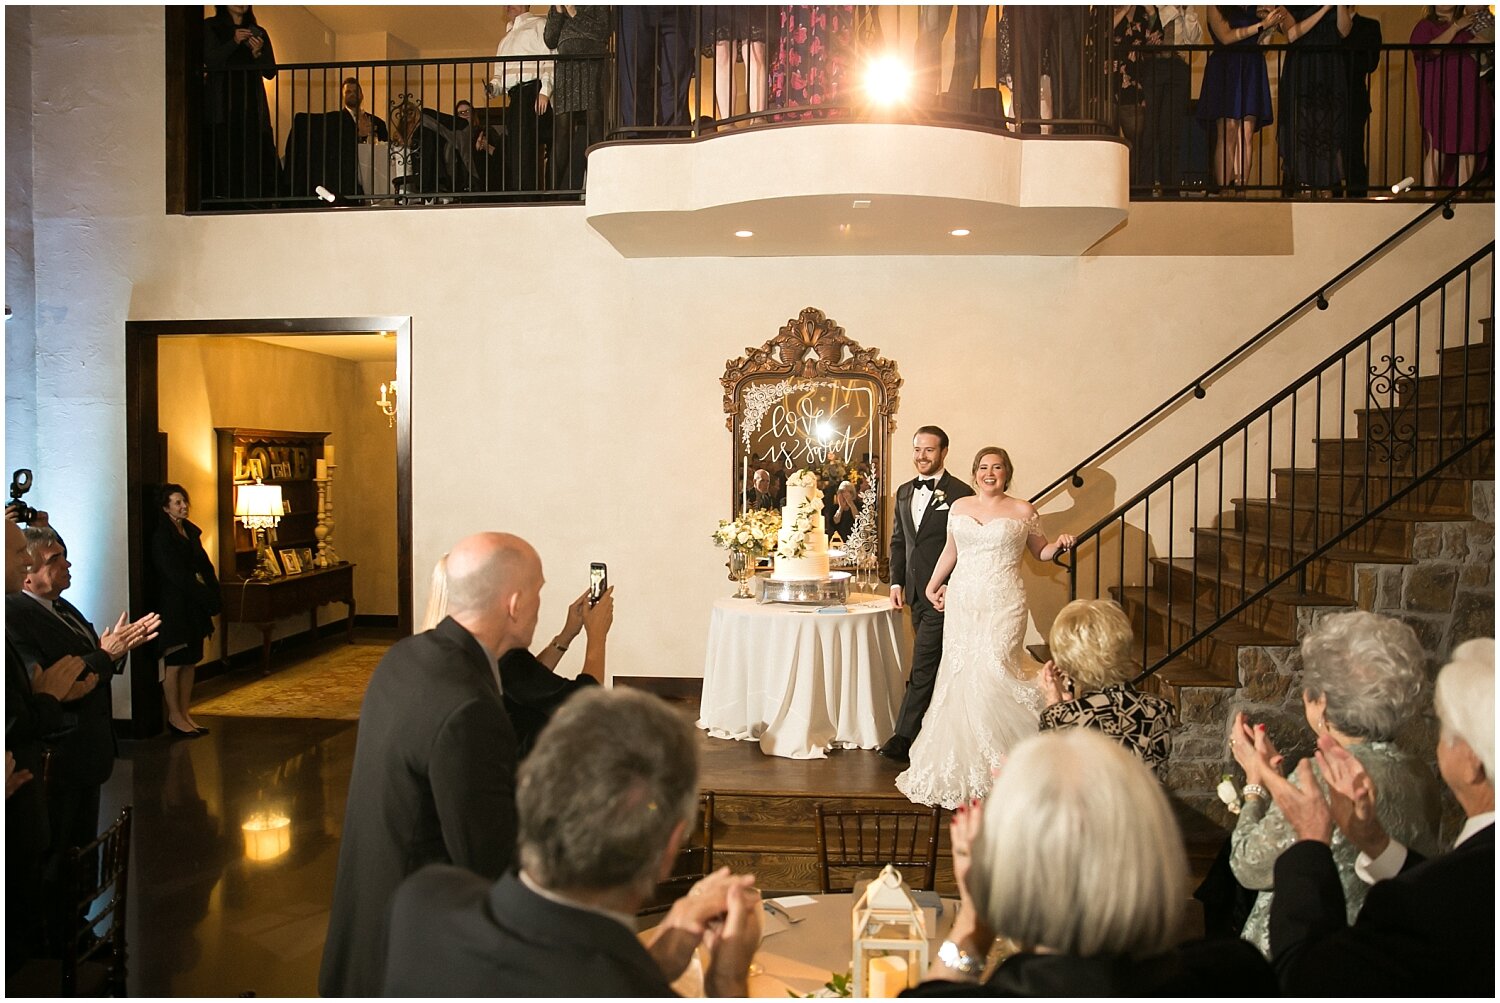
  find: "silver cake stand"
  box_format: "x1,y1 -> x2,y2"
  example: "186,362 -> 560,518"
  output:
758,571 -> 852,605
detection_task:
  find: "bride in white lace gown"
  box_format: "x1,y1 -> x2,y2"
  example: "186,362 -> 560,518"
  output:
895,447 -> 1074,809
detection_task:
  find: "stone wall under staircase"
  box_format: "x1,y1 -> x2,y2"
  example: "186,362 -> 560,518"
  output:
1171,477 -> 1494,826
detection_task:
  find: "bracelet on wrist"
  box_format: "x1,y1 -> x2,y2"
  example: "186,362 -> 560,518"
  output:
1242,783 -> 1269,801
552,638 -> 569,654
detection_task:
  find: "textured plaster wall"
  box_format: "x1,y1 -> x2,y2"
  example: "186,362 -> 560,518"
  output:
10,9 -> 1495,704
6,7 -> 37,473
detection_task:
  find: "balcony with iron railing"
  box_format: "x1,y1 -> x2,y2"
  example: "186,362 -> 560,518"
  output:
169,6 -> 1493,216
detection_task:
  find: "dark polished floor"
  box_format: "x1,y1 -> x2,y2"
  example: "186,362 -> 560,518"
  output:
107,714 -> 356,996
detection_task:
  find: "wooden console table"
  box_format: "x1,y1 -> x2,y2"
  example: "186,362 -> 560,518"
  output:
220,563 -> 357,675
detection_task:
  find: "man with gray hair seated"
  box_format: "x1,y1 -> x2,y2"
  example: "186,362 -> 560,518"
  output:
1261,638 -> 1494,996
382,687 -> 763,997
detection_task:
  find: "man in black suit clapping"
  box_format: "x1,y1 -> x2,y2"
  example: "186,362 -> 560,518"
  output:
879,426 -> 974,762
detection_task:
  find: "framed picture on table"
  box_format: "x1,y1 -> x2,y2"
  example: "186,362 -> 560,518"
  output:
298,547 -> 314,570
279,548 -> 303,575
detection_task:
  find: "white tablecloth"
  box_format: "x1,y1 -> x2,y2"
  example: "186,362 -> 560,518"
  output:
697,593 -> 908,759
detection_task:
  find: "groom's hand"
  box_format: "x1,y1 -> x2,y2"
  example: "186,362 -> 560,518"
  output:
889,585 -> 904,609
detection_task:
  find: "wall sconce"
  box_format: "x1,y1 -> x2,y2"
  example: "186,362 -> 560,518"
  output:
241,810 -> 292,863
234,479 -> 284,580
376,380 -> 397,427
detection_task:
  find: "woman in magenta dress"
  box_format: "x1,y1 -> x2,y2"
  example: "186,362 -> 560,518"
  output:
769,6 -> 855,120
1411,6 -> 1494,188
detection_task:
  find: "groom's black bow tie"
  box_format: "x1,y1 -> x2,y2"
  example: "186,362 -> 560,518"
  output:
915,478 -> 937,492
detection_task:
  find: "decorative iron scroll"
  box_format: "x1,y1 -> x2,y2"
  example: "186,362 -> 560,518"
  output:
1365,353 -> 1419,464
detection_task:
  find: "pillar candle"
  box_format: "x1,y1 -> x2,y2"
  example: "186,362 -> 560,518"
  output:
324,444 -> 335,466
315,459 -> 328,481
867,956 -> 907,998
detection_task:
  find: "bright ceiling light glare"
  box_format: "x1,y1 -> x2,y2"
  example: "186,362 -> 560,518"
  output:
734,229 -> 754,238
864,54 -> 911,106
949,228 -> 971,237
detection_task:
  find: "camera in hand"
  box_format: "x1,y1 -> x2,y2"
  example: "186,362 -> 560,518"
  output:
8,468 -> 37,524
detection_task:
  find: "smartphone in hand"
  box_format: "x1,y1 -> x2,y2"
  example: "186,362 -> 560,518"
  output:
588,562 -> 608,606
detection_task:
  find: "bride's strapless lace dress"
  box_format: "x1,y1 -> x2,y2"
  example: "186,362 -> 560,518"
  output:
895,514 -> 1044,808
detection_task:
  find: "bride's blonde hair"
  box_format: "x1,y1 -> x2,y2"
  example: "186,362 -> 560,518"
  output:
971,446 -> 1014,491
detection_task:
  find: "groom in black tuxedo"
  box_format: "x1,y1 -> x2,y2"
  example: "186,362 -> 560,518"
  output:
880,425 -> 973,762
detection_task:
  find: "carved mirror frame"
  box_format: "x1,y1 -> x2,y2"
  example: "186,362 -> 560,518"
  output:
722,307 -> 902,579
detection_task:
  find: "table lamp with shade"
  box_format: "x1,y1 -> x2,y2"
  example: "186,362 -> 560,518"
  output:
235,479 -> 284,580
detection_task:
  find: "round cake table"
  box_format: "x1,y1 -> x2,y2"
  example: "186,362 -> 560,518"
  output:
697,592 -> 908,759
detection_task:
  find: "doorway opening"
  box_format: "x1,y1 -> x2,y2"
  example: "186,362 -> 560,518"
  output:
124,317 -> 412,738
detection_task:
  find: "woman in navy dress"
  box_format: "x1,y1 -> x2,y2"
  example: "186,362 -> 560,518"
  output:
1197,6 -> 1281,189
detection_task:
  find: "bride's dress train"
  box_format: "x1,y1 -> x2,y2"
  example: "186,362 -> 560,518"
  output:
895,514 -> 1044,809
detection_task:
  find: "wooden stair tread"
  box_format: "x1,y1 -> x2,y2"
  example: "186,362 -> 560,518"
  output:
1151,657 -> 1236,689
1153,557 -> 1354,608
1191,529 -> 1415,566
1233,496 -> 1472,521
1118,586 -> 1297,647
1269,464 -> 1481,482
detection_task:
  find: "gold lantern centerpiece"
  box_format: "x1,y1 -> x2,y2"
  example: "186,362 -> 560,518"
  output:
851,864 -> 928,998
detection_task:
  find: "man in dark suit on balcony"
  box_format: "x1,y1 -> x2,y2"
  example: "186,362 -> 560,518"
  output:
1264,639 -> 1495,997
879,425 -> 973,762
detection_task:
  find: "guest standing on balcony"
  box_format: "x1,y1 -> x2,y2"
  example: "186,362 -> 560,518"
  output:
1278,6 -> 1353,193
487,5 -> 555,192
1137,4 -> 1203,190
1112,6 -> 1154,184
769,5 -> 855,120
1338,9 -> 1382,196
201,5 -> 282,206
1197,6 -> 1283,189
544,5 -> 610,191
915,6 -> 984,109
618,7 -> 695,133
703,6 -> 775,122
1411,6 -> 1494,188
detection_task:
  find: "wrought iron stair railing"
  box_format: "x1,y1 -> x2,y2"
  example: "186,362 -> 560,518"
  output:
1059,242 -> 1493,684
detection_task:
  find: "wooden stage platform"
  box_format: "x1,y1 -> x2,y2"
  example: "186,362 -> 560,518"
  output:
688,720 -> 1232,895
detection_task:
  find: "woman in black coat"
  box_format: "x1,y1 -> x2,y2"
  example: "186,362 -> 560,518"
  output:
150,484 -> 221,737
202,5 -> 282,204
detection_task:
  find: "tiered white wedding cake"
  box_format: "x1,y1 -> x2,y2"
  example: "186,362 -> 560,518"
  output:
771,469 -> 831,581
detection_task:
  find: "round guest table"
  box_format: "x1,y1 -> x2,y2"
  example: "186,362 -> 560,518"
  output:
697,592 -> 908,760
649,892 -> 959,998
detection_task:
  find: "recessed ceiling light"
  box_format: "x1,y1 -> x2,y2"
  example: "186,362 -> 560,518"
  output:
949,228 -> 971,237
852,199 -> 872,209
734,229 -> 754,238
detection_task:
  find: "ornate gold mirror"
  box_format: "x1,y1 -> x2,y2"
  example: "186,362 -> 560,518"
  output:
723,308 -> 901,577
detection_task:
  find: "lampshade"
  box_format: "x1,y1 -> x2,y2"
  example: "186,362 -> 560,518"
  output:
235,481 -> 284,529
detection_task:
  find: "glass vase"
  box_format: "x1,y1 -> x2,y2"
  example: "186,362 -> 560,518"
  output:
730,551 -> 755,599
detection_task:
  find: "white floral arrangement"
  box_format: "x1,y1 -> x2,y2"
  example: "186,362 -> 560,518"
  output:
1217,774 -> 1242,815
787,469 -> 819,489
712,509 -> 781,557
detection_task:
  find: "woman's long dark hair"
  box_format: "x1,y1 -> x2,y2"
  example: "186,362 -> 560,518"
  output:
210,5 -> 259,28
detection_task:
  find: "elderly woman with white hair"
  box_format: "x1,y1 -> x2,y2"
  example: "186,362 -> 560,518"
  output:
903,729 -> 1274,995
1227,610 -> 1444,957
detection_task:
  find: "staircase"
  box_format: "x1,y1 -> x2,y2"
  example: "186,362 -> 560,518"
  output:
1059,246 -> 1494,818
